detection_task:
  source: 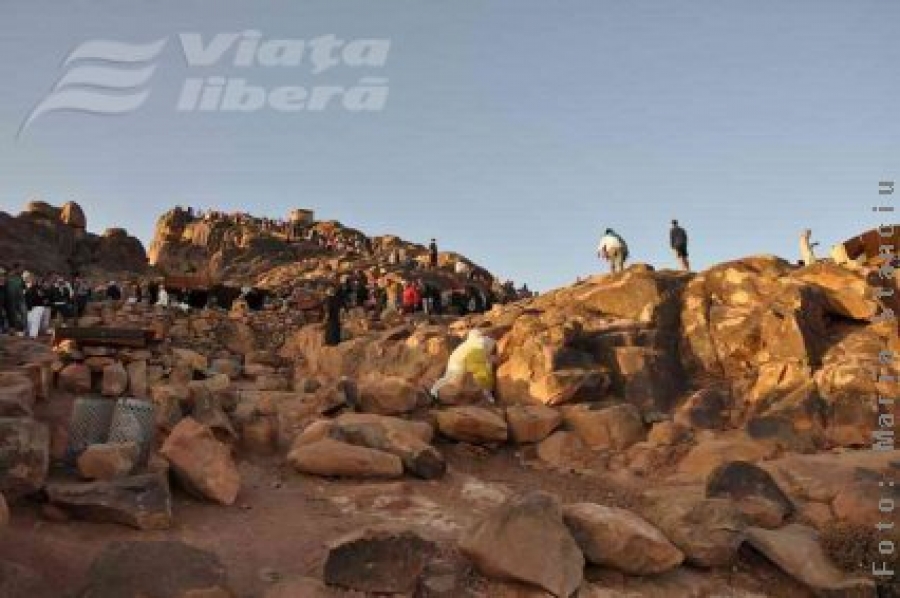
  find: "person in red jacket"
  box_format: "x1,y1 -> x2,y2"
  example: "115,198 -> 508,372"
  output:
401,280 -> 421,315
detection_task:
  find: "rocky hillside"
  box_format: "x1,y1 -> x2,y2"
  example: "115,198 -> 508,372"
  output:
148,206 -> 496,290
0,244 -> 897,595
0,200 -> 147,276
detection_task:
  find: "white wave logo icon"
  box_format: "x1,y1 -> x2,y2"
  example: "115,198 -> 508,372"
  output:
18,38 -> 168,136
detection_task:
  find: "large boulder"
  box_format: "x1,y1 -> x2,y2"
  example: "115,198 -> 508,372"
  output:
0,418 -> 49,500
435,407 -> 508,444
643,487 -> 746,568
459,491 -> 584,597
323,527 -> 436,594
505,405 -> 562,444
743,525 -> 876,596
792,261 -> 880,320
60,201 -> 87,229
356,376 -> 424,415
705,460 -> 794,524
76,442 -> 139,480
563,404 -> 645,451
562,503 -> 683,575
329,420 -> 446,479
288,438 -> 404,479
46,473 -> 173,530
160,417 -> 241,505
77,540 -> 232,598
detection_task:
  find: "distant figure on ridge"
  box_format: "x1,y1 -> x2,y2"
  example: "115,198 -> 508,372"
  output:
598,228 -> 629,273
670,220 -> 690,271
323,285 -> 344,346
800,229 -> 818,266
429,238 -> 439,269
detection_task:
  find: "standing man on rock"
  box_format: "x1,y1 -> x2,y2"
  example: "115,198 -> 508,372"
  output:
597,229 -> 629,273
428,239 -> 439,269
323,285 -> 344,346
670,220 -> 690,271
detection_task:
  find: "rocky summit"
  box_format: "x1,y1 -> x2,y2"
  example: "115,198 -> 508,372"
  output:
0,201 -> 897,597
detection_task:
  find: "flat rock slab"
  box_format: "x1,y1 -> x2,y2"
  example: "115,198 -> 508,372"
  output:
77,540 -> 232,598
743,524 -> 876,597
324,527 -> 436,594
47,472 -> 173,531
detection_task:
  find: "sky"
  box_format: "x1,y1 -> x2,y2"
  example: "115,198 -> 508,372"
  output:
0,0 -> 897,290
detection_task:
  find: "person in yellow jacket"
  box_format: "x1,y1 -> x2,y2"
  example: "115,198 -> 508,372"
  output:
430,328 -> 496,402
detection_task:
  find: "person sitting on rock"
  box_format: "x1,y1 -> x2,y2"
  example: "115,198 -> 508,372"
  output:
430,328 -> 497,403
597,228 -> 629,273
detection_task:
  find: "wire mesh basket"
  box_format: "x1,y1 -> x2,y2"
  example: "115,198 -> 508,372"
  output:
66,395 -> 116,464
108,398 -> 156,467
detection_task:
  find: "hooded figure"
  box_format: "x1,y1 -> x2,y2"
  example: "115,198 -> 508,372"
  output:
800,229 -> 818,266
430,328 -> 496,402
598,228 -> 629,273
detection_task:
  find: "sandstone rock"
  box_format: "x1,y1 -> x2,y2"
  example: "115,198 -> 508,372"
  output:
0,417 -> 49,500
677,433 -> 777,480
793,261 -> 880,320
459,491 -> 584,597
644,487 -> 746,567
613,347 -> 677,413
647,421 -> 690,446
563,404 -> 644,451
435,407 -> 508,444
331,421 -> 446,479
562,503 -> 683,575
324,527 -> 436,594
743,525 -> 876,596
127,360 -> 148,399
673,387 -> 730,430
46,472 -> 173,530
705,460 -> 794,521
59,362 -> 92,393
357,376 -> 424,415
288,438 -> 404,479
161,417 -> 241,505
60,200 -> 86,229
77,540 -> 232,598
240,416 -> 278,455
77,442 -> 139,480
101,362 -> 129,397
209,358 -> 242,378
0,372 -> 35,417
536,431 -> 596,472
506,405 -> 562,443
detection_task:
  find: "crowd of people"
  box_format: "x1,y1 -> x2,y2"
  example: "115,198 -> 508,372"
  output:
0,266 -> 92,338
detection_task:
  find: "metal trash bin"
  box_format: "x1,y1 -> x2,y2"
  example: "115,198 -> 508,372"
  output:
108,398 -> 156,467
66,395 -> 116,464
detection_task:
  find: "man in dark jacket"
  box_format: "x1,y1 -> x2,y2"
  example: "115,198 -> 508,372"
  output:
670,220 -> 690,271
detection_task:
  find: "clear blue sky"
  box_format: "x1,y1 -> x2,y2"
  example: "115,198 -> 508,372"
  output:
0,0 -> 897,290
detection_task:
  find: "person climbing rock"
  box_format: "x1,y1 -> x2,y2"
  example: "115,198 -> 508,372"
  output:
670,220 -> 690,271
598,228 -> 629,273
430,328 -> 497,403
